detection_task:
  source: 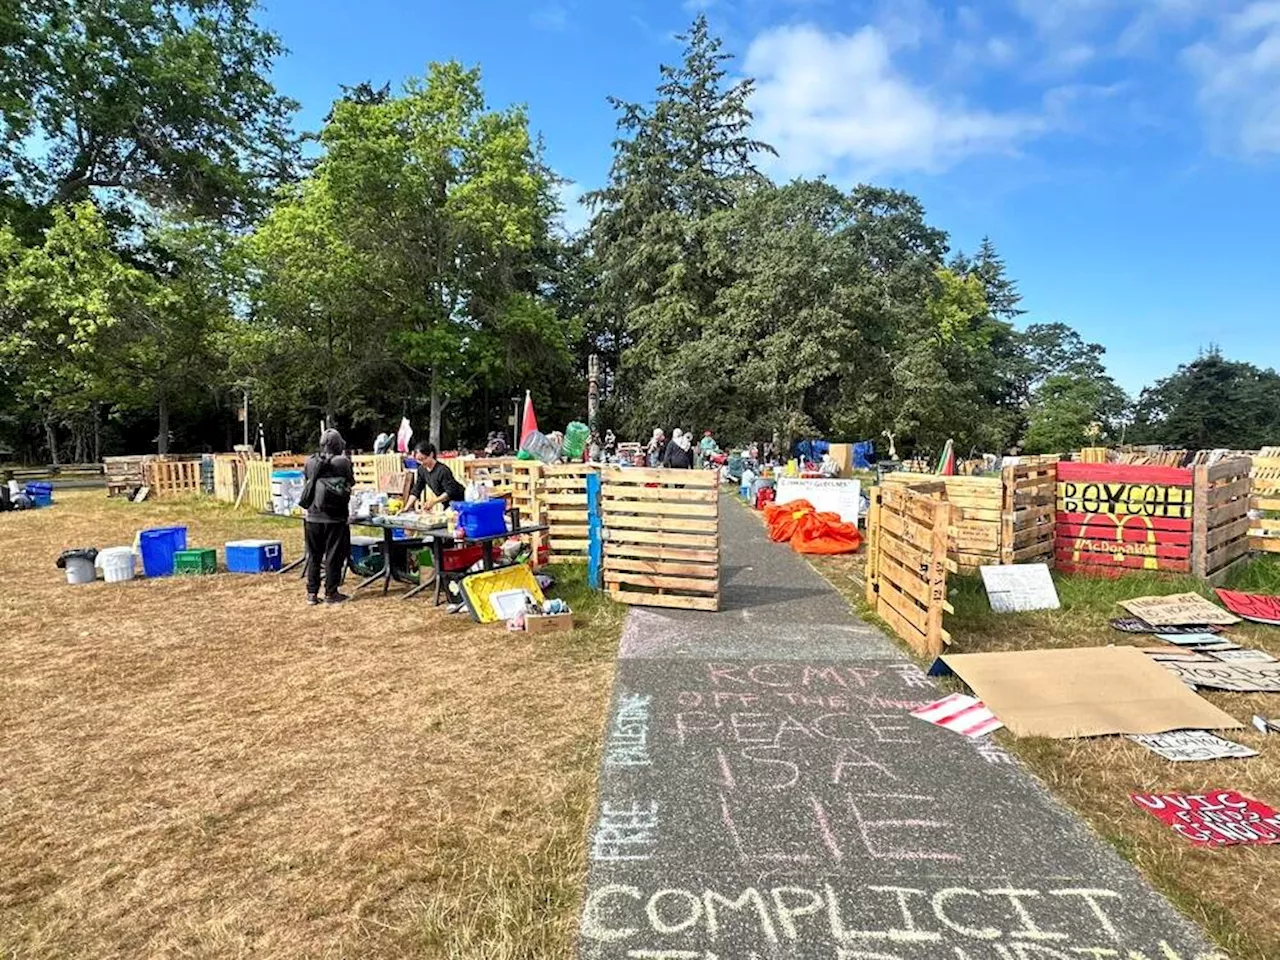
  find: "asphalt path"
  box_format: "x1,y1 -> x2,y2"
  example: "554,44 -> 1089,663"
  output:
578,496 -> 1221,960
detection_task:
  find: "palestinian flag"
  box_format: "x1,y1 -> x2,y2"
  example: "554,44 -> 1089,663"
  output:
935,439 -> 955,476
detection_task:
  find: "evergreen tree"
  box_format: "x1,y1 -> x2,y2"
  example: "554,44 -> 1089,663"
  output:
587,16 -> 772,432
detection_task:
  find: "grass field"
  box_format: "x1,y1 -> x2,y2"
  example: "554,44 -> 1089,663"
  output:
810,545 -> 1280,960
0,490 -> 624,960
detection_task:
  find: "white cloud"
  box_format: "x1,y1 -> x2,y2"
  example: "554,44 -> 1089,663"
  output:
743,23 -> 1044,177
530,3 -> 568,31
1184,1 -> 1280,154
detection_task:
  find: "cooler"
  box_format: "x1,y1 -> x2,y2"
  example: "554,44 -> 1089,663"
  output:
225,539 -> 284,573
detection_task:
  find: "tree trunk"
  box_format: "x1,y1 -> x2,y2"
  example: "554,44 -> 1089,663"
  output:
157,393 -> 170,454
92,404 -> 101,463
430,368 -> 443,450
45,415 -> 59,466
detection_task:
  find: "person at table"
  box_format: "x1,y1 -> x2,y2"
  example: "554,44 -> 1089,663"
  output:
404,441 -> 466,511
303,428 -> 356,606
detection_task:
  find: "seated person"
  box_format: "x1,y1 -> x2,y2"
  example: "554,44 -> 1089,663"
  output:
404,442 -> 465,511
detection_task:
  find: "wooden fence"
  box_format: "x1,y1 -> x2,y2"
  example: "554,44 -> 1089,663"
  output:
865,483 -> 952,658
600,467 -> 720,611
1249,456 -> 1280,554
1192,458 -> 1252,581
540,464 -> 597,563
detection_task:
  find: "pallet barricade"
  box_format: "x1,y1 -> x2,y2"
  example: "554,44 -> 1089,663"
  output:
865,484 -> 951,658
1192,458 -> 1252,582
600,467 -> 720,611
881,457 -> 1057,572
540,464 -> 599,563
1001,458 -> 1057,565
350,453 -> 404,488
1056,462 -> 1195,575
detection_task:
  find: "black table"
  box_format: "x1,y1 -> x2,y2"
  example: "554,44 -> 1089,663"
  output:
400,522 -> 549,605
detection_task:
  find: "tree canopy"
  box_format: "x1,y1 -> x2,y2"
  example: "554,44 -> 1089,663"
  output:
2,7 -> 1276,463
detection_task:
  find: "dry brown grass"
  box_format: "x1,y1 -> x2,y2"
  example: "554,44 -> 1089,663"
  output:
807,545 -> 1280,960
0,491 -> 624,960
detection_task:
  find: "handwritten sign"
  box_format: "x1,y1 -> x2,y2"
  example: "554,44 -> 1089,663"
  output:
1119,592 -> 1240,627
1056,462 -> 1194,574
1211,648 -> 1278,663
1130,791 -> 1280,846
774,477 -> 861,524
1157,659 -> 1280,693
979,563 -> 1060,613
1127,731 -> 1258,762
1111,618 -> 1222,635
1215,589 -> 1280,625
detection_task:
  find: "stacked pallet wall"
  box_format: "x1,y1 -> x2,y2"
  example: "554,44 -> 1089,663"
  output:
1192,457 -> 1252,581
882,473 -> 1002,571
601,467 -> 720,610
144,459 -> 203,498
212,455 -> 244,502
1249,456 -> 1280,554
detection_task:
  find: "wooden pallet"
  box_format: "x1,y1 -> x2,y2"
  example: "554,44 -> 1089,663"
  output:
144,459 -> 203,498
1193,458 -> 1252,582
602,467 -> 720,610
865,484 -> 951,658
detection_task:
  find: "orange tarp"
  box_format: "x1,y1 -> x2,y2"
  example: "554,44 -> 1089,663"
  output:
763,499 -> 862,555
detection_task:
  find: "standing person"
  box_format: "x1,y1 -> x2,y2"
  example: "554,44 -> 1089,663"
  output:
302,428 -> 356,606
646,428 -> 667,468
662,428 -> 694,469
404,441 -> 466,511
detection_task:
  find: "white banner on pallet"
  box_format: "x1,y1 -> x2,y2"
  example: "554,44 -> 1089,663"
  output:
774,477 -> 862,524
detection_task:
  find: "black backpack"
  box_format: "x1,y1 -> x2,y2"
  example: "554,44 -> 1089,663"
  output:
299,455 -> 329,510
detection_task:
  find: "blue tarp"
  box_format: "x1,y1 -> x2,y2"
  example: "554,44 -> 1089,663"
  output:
853,441 -> 875,469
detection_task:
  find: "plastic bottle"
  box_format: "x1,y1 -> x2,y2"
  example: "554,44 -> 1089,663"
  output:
520,429 -> 560,465
561,421 -> 589,460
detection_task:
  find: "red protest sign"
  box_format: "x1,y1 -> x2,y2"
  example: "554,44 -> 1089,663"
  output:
1130,791 -> 1280,847
1215,589 -> 1280,625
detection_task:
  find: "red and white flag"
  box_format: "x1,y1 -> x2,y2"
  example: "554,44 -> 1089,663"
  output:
910,693 -> 1003,738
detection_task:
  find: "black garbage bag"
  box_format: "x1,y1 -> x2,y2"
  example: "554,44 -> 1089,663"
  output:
56,547 -> 99,569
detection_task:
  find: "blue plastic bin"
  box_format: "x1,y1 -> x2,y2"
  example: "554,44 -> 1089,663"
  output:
25,482 -> 53,507
225,539 -> 283,573
139,526 -> 188,577
456,500 -> 507,539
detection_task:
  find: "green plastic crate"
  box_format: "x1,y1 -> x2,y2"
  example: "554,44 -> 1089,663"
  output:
174,548 -> 217,575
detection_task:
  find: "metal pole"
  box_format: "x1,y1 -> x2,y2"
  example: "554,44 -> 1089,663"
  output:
243,389 -> 250,447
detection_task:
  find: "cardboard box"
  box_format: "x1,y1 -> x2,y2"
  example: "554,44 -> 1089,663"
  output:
524,612 -> 574,635
827,443 -> 853,475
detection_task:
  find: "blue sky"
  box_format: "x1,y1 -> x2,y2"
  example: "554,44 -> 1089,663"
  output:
256,0 -> 1280,394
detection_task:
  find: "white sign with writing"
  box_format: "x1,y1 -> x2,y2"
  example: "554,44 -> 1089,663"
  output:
774,477 -> 862,524
1127,730 -> 1258,762
1158,659 -> 1280,693
1212,649 -> 1278,663
979,563 -> 1061,613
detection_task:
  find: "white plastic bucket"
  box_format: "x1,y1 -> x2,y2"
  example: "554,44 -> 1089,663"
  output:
97,546 -> 137,583
64,556 -> 96,585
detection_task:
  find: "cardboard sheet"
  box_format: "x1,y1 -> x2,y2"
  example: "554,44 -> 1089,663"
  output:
1118,593 -> 1240,626
939,646 -> 1243,739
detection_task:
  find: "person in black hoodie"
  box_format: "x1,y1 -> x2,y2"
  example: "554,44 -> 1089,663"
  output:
302,428 -> 356,605
662,428 -> 695,469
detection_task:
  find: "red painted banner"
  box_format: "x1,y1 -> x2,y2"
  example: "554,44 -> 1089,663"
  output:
1215,589 -> 1280,625
1130,791 -> 1280,847
1055,464 -> 1194,574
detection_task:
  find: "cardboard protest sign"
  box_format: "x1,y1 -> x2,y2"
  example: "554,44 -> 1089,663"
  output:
979,563 -> 1060,613
1119,593 -> 1239,626
1156,659 -> 1280,693
1139,648 -> 1215,662
1110,618 -> 1222,635
1126,731 -> 1258,762
1130,791 -> 1280,846
1212,649 -> 1278,663
1215,589 -> 1280,625
939,646 -> 1243,739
